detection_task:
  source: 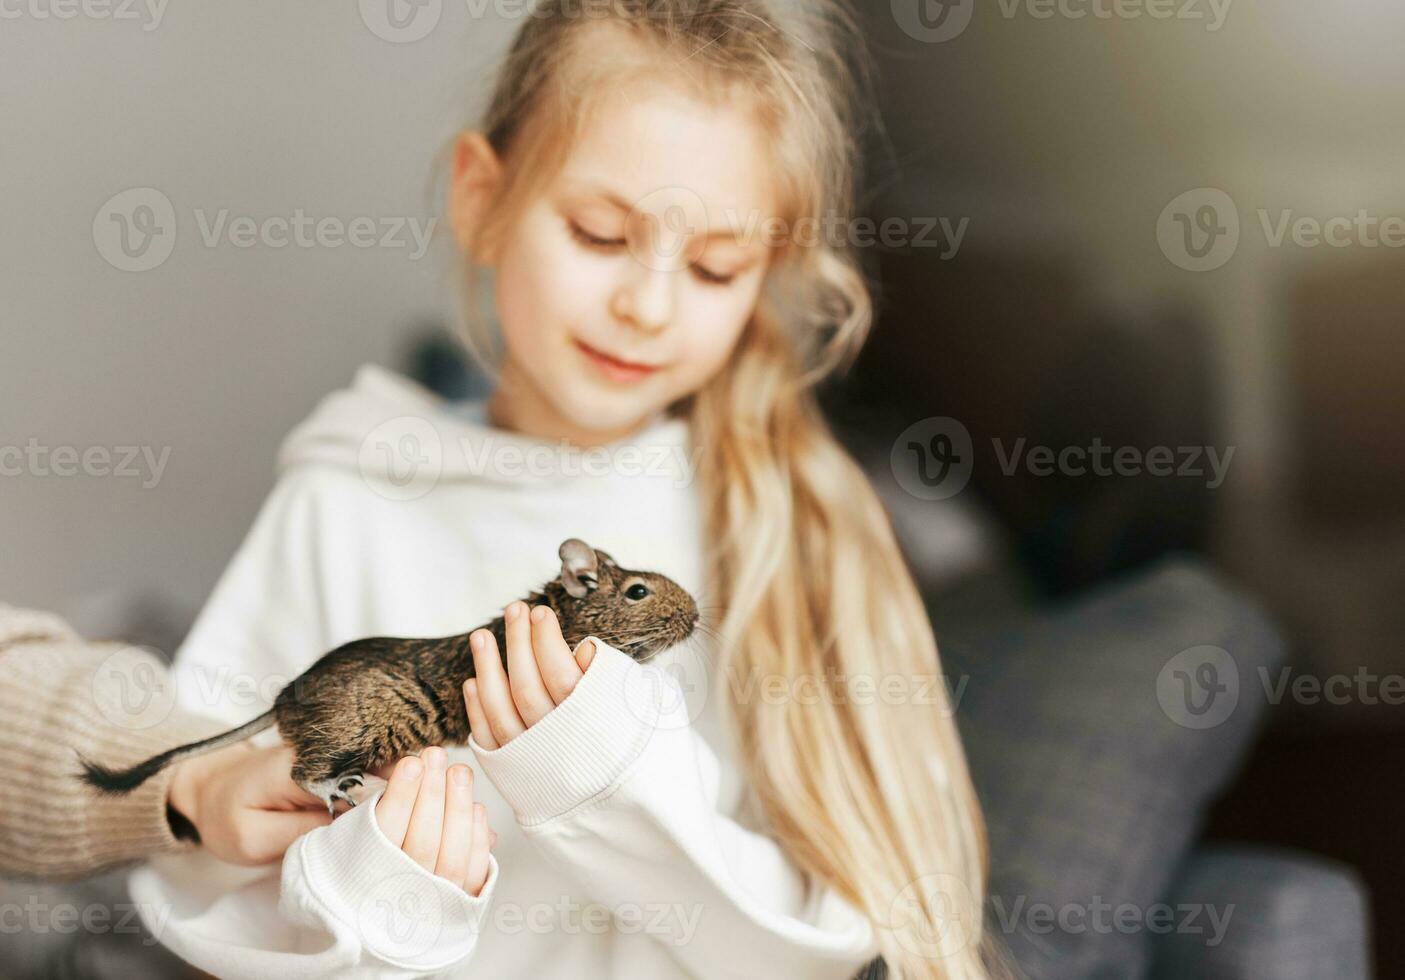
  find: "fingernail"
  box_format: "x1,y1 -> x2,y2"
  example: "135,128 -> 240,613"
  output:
470,630 -> 484,652
505,602 -> 520,622
401,757 -> 423,779
426,747 -> 446,772
452,766 -> 471,786
530,605 -> 547,623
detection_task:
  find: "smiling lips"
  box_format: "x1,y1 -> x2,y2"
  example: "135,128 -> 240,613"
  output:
573,338 -> 663,384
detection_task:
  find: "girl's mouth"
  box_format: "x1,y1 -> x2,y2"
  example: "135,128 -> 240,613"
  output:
573,338 -> 662,384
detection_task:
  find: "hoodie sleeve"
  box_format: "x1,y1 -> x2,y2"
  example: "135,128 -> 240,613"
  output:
164,465 -> 342,728
127,467 -> 499,979
128,792 -> 500,980
468,640 -> 879,980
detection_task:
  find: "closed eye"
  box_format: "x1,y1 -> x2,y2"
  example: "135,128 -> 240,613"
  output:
569,221 -> 625,249
568,220 -> 736,286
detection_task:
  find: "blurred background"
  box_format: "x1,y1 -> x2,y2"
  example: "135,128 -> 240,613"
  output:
2,1 -> 1402,976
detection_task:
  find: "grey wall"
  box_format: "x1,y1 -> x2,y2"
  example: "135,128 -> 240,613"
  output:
1,3 -> 517,628
5,0 -> 1405,637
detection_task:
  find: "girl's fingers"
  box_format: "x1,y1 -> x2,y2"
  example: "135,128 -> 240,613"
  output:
503,602 -> 553,725
235,809 -> 333,865
463,678 -> 497,750
433,764 -> 476,890
464,803 -> 492,898
374,755 -> 424,848
470,627 -> 527,745
573,637 -> 597,674
400,747 -> 447,872
530,606 -> 584,706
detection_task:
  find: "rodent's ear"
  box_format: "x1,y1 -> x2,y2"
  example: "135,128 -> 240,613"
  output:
594,549 -> 618,569
559,538 -> 599,598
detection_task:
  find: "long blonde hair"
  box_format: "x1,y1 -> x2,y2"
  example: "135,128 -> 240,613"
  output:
448,3 -> 992,976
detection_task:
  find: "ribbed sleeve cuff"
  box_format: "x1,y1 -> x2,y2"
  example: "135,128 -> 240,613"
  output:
0,639 -> 234,882
468,639 -> 664,827
0,603 -> 79,653
283,788 -> 499,971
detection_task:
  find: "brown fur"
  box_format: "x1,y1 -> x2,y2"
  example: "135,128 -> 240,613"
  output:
77,540 -> 698,808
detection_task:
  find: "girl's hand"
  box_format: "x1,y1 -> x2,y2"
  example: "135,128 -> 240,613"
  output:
463,601 -> 597,749
168,742 -> 334,866
372,747 -> 496,896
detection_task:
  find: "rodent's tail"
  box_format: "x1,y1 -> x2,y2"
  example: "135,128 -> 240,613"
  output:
76,710 -> 277,795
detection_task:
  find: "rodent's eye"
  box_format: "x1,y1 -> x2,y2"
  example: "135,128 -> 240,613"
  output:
625,584 -> 651,601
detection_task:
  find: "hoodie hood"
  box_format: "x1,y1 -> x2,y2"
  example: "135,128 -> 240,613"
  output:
276,363 -> 697,492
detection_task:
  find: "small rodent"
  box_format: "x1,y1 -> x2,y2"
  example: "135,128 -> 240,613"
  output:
78,539 -> 699,812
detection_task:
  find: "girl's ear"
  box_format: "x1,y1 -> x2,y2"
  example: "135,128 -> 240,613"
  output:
447,130 -> 503,263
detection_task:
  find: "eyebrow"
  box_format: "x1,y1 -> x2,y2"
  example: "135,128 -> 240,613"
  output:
565,179 -> 765,247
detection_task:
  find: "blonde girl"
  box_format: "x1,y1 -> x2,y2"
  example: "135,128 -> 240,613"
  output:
126,2 -> 993,978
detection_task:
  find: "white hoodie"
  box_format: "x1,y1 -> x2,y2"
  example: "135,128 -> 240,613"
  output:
127,364 -> 878,979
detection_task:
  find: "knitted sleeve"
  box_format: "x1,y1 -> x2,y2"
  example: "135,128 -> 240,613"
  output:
0,603 -> 231,882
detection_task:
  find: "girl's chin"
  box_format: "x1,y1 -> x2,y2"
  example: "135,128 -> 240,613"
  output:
553,386 -> 666,439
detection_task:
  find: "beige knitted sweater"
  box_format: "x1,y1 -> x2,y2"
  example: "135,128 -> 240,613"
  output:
0,603 -> 229,881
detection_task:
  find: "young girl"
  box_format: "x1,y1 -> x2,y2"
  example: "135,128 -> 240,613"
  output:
127,1 -> 992,977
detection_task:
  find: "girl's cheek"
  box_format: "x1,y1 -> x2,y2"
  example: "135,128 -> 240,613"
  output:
496,223 -> 595,346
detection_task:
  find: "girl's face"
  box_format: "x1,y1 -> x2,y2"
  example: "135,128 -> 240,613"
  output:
450,84 -> 780,446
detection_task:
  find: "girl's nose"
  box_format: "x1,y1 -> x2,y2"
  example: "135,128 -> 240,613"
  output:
610,265 -> 675,335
